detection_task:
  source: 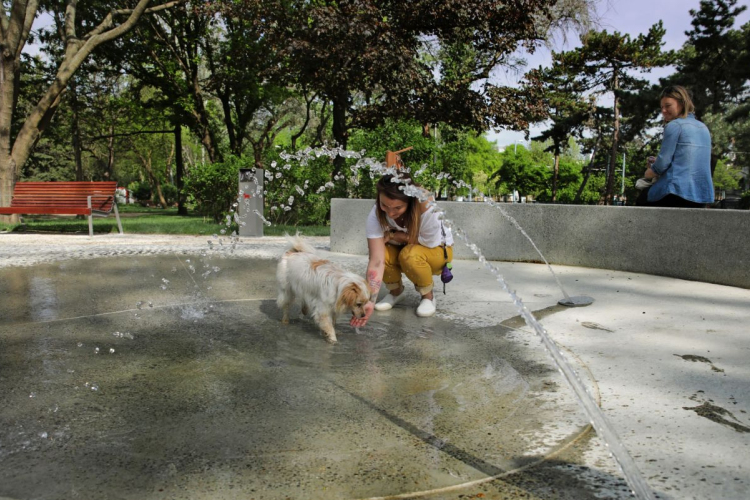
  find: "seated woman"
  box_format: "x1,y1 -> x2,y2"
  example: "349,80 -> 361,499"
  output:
644,85 -> 714,208
350,170 -> 453,328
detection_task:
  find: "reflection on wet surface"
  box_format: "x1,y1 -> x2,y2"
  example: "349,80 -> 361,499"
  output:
0,256 -> 591,500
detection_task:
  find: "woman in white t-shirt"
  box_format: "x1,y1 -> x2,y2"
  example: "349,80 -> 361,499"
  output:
350,171 -> 453,328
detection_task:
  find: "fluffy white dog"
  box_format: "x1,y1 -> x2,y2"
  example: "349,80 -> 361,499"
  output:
276,234 -> 370,343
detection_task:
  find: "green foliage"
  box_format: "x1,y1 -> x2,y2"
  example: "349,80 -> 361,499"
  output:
348,119 -> 437,196
489,146 -> 550,198
712,159 -> 743,192
348,119 -> 481,199
537,157 -> 583,203
675,0 -> 748,117
466,134 -> 503,175
739,191 -> 750,209
128,181 -> 152,203
184,156 -> 246,222
261,148 -> 334,226
704,106 -> 750,182
158,183 -> 179,206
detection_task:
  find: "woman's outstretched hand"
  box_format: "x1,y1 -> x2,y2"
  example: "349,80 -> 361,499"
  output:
351,301 -> 375,328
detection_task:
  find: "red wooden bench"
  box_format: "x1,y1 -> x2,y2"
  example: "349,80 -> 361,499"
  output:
0,181 -> 124,237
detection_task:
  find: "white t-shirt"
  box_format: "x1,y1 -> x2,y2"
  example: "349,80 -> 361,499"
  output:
365,204 -> 454,248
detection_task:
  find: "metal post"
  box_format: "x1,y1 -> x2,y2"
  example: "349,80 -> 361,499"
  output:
621,152 -> 626,197
238,168 -> 264,237
87,196 -> 93,237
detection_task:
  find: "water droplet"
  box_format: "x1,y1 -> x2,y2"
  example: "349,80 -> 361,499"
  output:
77,342 -> 83,348
109,348 -> 115,354
29,392 -> 36,398
94,347 -> 99,354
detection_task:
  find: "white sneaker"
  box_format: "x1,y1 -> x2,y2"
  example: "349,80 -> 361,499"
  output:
374,292 -> 405,311
416,297 -> 436,317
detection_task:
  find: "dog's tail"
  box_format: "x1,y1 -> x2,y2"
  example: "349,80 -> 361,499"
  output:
284,232 -> 317,254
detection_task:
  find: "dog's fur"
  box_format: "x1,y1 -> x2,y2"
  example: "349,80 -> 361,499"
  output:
276,234 -> 370,343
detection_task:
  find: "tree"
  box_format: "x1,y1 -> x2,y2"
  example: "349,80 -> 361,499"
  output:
489,145 -> 549,200
679,0 -> 748,117
115,5 -> 222,163
667,0 -> 750,175
534,67 -> 592,201
282,0 -> 591,195
712,158 -> 743,194
551,23 -> 672,204
0,0 -> 182,222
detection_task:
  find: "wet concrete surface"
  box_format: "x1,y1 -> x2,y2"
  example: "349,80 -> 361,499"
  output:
1,234 -> 749,500
0,253 -> 624,500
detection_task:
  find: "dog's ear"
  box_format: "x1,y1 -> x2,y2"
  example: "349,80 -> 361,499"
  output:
337,283 -> 364,310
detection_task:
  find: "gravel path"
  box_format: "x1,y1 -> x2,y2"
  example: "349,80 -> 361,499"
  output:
0,233 -> 331,268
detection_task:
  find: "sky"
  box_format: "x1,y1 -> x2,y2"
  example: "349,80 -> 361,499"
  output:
486,0 -> 750,148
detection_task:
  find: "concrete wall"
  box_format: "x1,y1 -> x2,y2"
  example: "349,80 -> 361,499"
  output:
331,199 -> 750,289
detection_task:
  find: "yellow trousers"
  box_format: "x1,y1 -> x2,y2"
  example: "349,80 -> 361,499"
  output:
383,244 -> 453,295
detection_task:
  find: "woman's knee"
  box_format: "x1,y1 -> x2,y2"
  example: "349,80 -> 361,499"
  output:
398,244 -> 426,267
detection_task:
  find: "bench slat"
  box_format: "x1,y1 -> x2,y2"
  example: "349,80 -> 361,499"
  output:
0,207 -> 92,215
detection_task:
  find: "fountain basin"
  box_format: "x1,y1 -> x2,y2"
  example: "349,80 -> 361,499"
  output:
1,234 -> 749,499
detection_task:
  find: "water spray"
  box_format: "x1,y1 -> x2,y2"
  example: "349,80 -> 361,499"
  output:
241,145 -> 654,500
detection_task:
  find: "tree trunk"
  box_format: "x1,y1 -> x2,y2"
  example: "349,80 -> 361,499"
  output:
574,137 -> 600,204
604,72 -> 620,205
174,123 -> 187,215
552,153 -> 560,202
70,80 -> 84,181
138,149 -> 167,208
0,47 -> 20,223
107,124 -> 116,179
331,92 -> 349,197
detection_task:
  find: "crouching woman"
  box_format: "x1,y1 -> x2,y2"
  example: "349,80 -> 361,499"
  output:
350,171 -> 453,329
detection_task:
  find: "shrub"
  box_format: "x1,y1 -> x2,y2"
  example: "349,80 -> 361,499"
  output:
128,181 -> 152,203
158,183 -> 179,206
185,156 -> 247,222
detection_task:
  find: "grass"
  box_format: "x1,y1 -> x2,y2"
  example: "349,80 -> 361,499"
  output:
0,208 -> 330,237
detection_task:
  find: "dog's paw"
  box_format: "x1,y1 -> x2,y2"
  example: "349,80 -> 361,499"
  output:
281,317 -> 289,325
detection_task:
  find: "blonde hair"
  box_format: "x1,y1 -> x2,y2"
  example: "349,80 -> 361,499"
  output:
660,85 -> 695,118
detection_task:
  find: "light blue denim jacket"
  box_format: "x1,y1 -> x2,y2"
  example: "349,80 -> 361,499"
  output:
648,113 -> 714,204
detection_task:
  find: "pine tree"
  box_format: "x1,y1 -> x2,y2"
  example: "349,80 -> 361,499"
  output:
551,23 -> 672,204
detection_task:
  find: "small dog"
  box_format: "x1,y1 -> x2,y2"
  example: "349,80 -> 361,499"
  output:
276,234 -> 370,343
